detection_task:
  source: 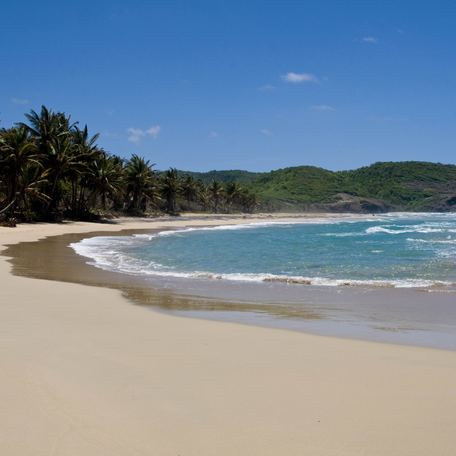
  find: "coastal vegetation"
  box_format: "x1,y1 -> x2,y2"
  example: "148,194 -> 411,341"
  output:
0,106 -> 257,223
189,162 -> 456,212
2,106 -> 456,224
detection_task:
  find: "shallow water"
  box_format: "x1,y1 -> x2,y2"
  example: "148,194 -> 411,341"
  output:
72,213 -> 456,289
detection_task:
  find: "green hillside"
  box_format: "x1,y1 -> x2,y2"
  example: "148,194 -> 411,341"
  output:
339,162 -> 456,209
4,105 -> 455,221
181,161 -> 456,212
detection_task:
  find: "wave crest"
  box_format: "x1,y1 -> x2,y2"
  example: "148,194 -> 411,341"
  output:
70,216 -> 456,291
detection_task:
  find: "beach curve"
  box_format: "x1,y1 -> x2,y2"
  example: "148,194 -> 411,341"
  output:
1,215 -> 456,455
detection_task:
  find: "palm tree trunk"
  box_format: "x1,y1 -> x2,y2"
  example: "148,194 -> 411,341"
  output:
0,198 -> 17,215
71,178 -> 77,214
47,172 -> 61,214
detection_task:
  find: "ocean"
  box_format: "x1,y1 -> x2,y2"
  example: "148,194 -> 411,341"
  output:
71,213 -> 456,290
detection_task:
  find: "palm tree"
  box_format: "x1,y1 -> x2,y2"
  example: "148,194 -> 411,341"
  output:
19,105 -> 74,156
225,182 -> 242,211
181,175 -> 198,207
19,106 -> 84,216
0,127 -> 40,213
44,133 -> 87,214
208,180 -> 223,213
239,188 -> 257,213
1,106 -> 259,221
195,180 -> 210,211
86,153 -> 124,210
125,154 -> 156,212
69,125 -> 101,213
161,168 -> 180,214
17,164 -> 50,217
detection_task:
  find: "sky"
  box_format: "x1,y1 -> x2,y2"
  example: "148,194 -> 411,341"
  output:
1,0 -> 456,172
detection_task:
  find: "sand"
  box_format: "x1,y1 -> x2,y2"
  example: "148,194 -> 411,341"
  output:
1,215 -> 456,456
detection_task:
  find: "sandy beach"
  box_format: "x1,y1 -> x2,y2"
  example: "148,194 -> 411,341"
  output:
1,215 -> 456,456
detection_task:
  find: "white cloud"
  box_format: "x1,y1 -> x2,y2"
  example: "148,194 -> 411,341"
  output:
311,104 -> 336,112
209,131 -> 218,138
11,97 -> 29,105
146,125 -> 161,139
361,36 -> 378,44
258,84 -> 276,91
260,128 -> 272,136
127,125 -> 161,143
127,128 -> 145,143
282,72 -> 318,83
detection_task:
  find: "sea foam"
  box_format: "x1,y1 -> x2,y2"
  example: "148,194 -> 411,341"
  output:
71,214 -> 456,290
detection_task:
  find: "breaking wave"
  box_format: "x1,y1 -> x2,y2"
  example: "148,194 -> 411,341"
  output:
71,214 -> 456,291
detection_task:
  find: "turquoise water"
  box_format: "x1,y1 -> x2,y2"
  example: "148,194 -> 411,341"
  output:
72,214 -> 456,289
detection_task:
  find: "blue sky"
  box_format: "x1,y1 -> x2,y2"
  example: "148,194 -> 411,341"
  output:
1,1 -> 456,171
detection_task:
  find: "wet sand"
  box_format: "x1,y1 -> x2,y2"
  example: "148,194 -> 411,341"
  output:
1,216 -> 456,455
5,222 -> 456,350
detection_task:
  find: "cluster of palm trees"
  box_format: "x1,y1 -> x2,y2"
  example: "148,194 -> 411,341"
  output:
0,106 -> 257,222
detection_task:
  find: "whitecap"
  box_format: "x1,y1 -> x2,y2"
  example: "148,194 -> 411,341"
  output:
70,214 -> 456,291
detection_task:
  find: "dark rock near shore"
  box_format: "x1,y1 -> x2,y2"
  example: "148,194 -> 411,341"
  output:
312,193 -> 392,213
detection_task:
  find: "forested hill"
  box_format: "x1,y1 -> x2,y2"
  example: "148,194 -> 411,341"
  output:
3,106 -> 454,222
183,162 -> 456,212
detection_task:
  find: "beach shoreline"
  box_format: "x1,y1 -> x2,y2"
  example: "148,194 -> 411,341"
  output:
5,216 -> 456,350
1,215 -> 456,455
